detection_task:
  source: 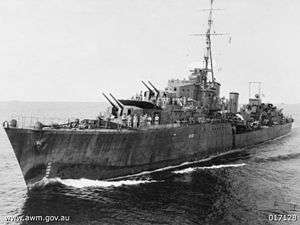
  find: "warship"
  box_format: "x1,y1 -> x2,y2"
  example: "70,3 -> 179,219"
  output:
3,1 -> 293,188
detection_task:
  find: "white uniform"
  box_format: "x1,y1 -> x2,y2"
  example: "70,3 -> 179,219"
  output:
133,115 -> 138,128
140,115 -> 146,127
127,115 -> 132,127
154,115 -> 159,125
147,116 -> 152,126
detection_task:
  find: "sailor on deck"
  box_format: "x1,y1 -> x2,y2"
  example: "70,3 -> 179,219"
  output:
133,114 -> 138,128
147,115 -> 152,126
121,113 -> 127,126
154,114 -> 159,125
110,114 -> 115,121
127,114 -> 132,127
140,114 -> 146,127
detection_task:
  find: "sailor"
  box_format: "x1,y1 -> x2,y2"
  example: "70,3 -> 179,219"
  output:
147,115 -> 152,126
73,118 -> 80,128
144,114 -> 149,126
157,98 -> 162,107
140,91 -> 143,100
172,98 -> 175,105
127,114 -> 132,127
121,113 -> 127,126
162,98 -> 166,107
183,97 -> 187,106
135,93 -> 139,100
133,114 -> 138,128
137,115 -> 141,127
154,114 -> 160,125
110,113 -> 115,121
140,114 -> 146,127
178,98 -> 183,106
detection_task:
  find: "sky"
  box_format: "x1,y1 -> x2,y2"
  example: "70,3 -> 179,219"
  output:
0,0 -> 299,104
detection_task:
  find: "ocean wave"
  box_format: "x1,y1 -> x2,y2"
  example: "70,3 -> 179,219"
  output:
173,163 -> 246,174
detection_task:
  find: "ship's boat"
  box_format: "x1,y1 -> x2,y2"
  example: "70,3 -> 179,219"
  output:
3,1 -> 293,187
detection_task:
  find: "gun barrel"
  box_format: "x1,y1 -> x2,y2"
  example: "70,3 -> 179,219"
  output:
109,93 -> 123,109
141,81 -> 154,94
102,93 -> 118,109
148,81 -> 159,94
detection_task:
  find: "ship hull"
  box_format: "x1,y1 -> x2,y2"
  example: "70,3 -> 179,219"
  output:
4,122 -> 292,187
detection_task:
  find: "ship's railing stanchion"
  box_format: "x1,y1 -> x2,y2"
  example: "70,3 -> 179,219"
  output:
7,115 -> 80,129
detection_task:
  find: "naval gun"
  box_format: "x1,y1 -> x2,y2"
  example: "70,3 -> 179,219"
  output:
141,81 -> 155,100
148,81 -> 160,100
109,93 -> 124,116
102,93 -> 119,117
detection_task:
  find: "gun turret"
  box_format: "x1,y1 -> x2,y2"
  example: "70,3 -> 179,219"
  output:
102,93 -> 119,117
141,81 -> 155,100
109,93 -> 124,116
148,81 -> 160,100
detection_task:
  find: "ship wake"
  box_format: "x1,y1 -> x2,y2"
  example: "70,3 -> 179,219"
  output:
173,163 -> 247,174
56,178 -> 155,188
28,177 -> 156,189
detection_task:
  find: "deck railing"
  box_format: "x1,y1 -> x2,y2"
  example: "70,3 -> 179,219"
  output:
7,115 -> 78,129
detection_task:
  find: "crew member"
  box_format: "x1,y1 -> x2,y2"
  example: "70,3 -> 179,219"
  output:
110,113 -> 115,121
154,114 -> 160,125
127,114 -> 132,127
121,113 -> 127,126
147,115 -> 152,126
133,114 -> 138,128
72,118 -> 80,128
140,114 -> 146,127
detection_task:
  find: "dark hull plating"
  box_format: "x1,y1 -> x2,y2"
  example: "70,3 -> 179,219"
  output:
4,122 -> 292,187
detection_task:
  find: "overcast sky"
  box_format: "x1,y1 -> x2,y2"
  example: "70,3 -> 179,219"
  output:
0,0 -> 299,104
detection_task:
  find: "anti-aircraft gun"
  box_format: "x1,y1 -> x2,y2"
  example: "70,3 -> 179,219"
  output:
141,81 -> 155,100
102,93 -> 119,117
109,93 -> 124,116
148,81 -> 160,100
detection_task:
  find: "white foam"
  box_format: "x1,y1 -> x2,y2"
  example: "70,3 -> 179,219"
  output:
173,163 -> 246,174
49,178 -> 155,188
108,148 -> 247,181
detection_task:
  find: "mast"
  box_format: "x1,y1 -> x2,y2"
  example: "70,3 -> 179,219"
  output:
206,0 -> 214,82
192,0 -> 226,83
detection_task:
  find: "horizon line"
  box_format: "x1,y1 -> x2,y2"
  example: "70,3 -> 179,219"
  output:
0,100 -> 299,105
